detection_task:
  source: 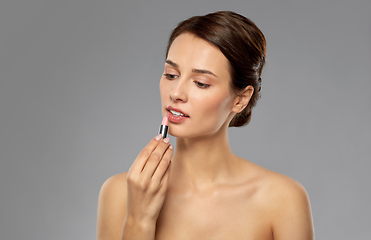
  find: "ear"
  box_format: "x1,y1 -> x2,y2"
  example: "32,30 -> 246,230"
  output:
231,85 -> 254,113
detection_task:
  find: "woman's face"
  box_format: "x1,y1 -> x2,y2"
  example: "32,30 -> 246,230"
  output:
159,33 -> 240,138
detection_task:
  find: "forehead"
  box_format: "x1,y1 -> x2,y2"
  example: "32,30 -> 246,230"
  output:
167,33 -> 231,77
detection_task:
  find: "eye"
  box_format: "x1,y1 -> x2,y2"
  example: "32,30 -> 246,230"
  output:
195,81 -> 210,89
163,73 -> 178,80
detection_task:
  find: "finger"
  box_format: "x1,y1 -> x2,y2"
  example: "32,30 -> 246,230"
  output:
158,160 -> 171,194
129,134 -> 162,174
152,144 -> 173,186
141,138 -> 171,178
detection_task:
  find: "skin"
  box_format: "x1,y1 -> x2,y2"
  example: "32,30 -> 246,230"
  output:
97,33 -> 314,240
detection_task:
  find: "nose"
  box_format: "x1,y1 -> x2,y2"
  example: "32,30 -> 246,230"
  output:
169,78 -> 188,103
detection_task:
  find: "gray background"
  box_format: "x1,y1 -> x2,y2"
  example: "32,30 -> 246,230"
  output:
0,0 -> 370,239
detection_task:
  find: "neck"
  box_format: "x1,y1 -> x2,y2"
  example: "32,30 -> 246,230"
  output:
171,126 -> 239,190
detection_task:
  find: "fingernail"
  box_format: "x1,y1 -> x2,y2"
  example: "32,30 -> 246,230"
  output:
155,134 -> 162,141
169,144 -> 173,149
163,137 -> 170,143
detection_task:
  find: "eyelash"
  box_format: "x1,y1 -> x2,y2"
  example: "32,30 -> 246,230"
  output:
164,73 -> 210,89
194,81 -> 210,89
163,73 -> 210,89
163,73 -> 178,80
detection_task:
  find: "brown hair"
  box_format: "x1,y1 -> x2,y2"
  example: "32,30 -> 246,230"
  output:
166,11 -> 266,127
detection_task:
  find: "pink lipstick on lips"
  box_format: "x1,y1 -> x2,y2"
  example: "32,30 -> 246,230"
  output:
167,106 -> 189,123
159,115 -> 169,138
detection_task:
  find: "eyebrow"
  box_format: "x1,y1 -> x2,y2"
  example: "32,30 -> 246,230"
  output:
165,59 -> 179,68
165,59 -> 218,77
192,69 -> 217,77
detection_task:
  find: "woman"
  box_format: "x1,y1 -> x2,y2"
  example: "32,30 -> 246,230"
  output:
97,11 -> 314,240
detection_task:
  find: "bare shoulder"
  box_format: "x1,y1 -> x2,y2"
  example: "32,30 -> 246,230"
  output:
238,159 -> 309,204
244,161 -> 314,239
98,172 -> 128,211
261,167 -> 309,203
97,172 -> 128,240
100,172 -> 128,197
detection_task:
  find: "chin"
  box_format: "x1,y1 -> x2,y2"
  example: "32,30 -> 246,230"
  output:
168,128 -> 188,138
168,125 -> 222,140
168,127 -> 197,139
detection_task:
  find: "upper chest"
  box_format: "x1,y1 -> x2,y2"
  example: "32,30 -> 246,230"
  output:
155,184 -> 273,240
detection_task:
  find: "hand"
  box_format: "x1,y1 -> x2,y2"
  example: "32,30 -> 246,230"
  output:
125,134 -> 173,225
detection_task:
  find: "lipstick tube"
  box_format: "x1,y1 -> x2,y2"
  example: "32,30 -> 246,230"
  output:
159,116 -> 168,138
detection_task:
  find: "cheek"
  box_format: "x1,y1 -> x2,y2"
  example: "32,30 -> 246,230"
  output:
159,78 -> 169,101
203,89 -> 231,109
194,91 -> 233,120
